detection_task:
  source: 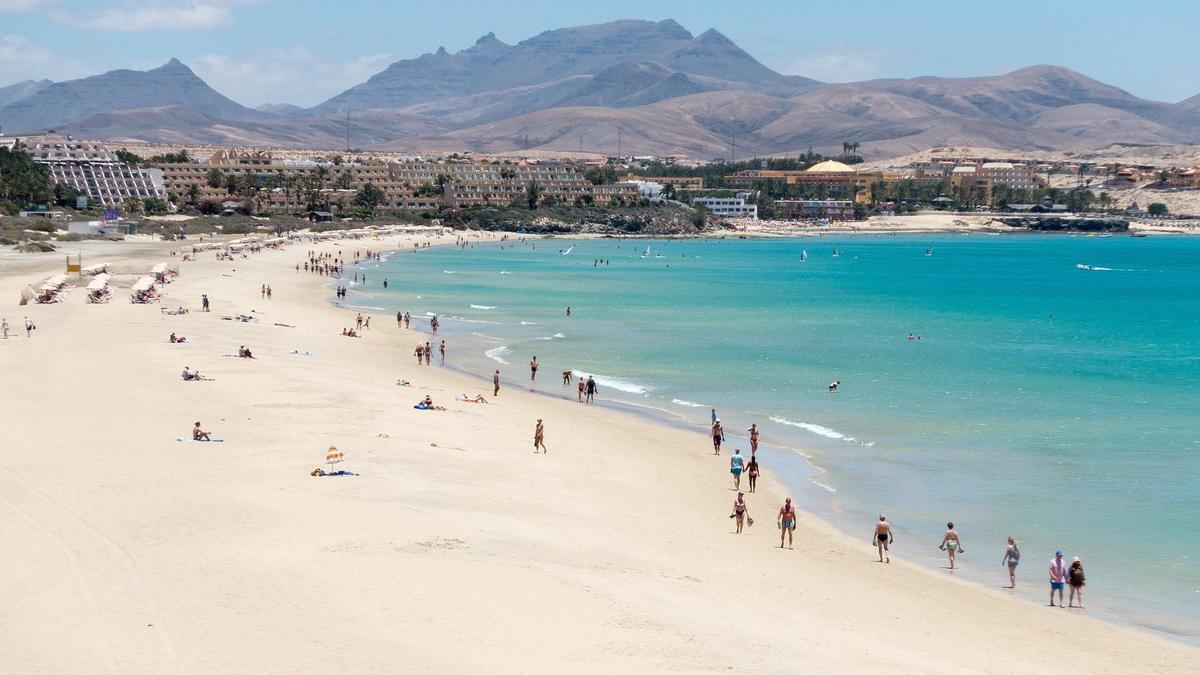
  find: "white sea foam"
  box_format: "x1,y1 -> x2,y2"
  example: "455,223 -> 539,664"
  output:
500,271 -> 512,275
769,415 -> 857,442
347,305 -> 386,311
470,304 -> 496,310
573,370 -> 650,395
520,321 -> 538,326
484,346 -> 510,364
443,270 -> 457,274
671,398 -> 706,408
535,333 -> 566,341
471,332 -> 504,342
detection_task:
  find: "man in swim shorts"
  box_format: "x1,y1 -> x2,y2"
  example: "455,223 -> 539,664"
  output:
712,419 -> 724,455
730,448 -> 745,490
1049,551 -> 1068,607
873,514 -> 893,563
493,370 -> 501,396
778,498 -> 796,548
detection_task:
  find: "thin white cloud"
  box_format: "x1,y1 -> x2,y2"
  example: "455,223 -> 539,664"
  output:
0,34 -> 56,82
191,47 -> 394,107
61,1 -> 262,32
0,0 -> 50,11
774,44 -> 899,83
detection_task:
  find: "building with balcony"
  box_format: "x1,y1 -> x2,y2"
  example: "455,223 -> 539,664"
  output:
24,135 -> 166,207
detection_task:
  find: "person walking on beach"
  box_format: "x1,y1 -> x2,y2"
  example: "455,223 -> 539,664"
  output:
24,316 -> 34,337
493,370 -> 501,396
748,423 -> 759,455
202,294 -> 210,311
1068,557 -> 1086,608
266,285 -> 272,300
711,419 -> 724,455
731,492 -> 750,534
1049,551 -> 1068,607
576,377 -> 585,402
711,408 -> 717,425
873,514 -> 893,563
562,370 -> 572,385
404,312 -> 411,329
430,315 -> 439,333
778,498 -> 796,548
355,313 -> 364,331
730,448 -> 745,490
746,454 -> 760,493
533,419 -> 547,453
940,522 -> 964,569
529,356 -> 538,381
261,283 -> 266,299
414,343 -> 424,364
585,376 -> 596,403
424,342 -> 432,366
1,317 -> 9,339
1002,537 -> 1021,588
397,310 -> 402,326
439,340 -> 446,365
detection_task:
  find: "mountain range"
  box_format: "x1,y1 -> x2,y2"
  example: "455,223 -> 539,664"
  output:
4,19 -> 1200,159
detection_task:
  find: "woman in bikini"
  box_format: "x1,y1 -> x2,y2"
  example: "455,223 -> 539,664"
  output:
940,521 -> 964,569
731,492 -> 749,534
746,455 -> 760,493
778,497 -> 796,548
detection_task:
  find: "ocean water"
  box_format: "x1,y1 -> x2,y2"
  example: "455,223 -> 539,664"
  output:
349,234 -> 1200,640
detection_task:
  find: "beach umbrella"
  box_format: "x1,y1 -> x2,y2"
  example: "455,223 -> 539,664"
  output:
325,445 -> 344,474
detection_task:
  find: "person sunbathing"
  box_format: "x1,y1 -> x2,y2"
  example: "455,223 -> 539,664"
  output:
238,345 -> 256,358
193,421 -> 211,441
181,366 -> 194,380
414,395 -> 446,411
455,393 -> 489,403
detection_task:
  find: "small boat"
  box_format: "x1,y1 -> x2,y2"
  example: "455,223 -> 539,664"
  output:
1076,263 -> 1093,271
801,249 -> 808,261
1130,231 -> 1149,238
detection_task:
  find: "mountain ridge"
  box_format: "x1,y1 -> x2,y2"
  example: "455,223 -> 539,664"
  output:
6,20 -> 1200,158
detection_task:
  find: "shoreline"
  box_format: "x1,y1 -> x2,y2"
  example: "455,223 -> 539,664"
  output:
348,235 -> 1198,644
1,232 -> 1196,672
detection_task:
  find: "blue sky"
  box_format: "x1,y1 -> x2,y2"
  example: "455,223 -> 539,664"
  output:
2,0 -> 1199,108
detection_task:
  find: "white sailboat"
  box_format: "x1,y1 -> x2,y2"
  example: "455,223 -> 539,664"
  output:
641,245 -> 651,258
801,249 -> 808,261
925,244 -> 933,256
832,248 -> 840,258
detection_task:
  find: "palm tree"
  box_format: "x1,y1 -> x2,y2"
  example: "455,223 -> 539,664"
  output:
314,166 -> 331,210
435,173 -> 451,202
526,180 -> 542,210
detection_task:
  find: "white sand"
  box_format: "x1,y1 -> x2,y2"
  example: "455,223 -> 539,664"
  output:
1,233 -> 1196,673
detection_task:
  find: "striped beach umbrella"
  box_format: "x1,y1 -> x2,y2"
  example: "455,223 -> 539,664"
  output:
325,445 -> 344,467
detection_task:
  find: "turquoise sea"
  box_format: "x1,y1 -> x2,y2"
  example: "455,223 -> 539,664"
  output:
347,234 -> 1200,640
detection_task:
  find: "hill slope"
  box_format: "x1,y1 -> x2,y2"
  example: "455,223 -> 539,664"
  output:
0,59 -> 259,133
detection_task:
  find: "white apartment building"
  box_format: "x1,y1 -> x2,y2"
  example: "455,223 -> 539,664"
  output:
26,136 -> 165,207
693,196 -> 758,219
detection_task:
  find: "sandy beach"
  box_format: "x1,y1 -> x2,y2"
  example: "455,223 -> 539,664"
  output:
1,232 -> 1196,673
